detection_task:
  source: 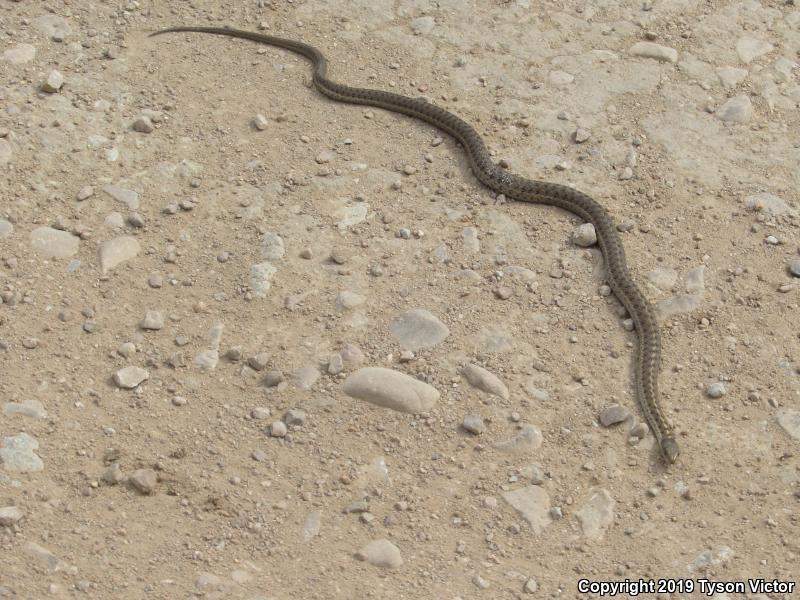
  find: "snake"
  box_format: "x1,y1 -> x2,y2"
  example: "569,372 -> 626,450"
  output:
149,26 -> 680,464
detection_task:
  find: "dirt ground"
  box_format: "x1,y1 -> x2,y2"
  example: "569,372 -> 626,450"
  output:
1,0 -> 799,598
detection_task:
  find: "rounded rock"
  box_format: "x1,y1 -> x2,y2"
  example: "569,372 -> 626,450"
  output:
355,539 -> 403,569
343,367 -> 439,413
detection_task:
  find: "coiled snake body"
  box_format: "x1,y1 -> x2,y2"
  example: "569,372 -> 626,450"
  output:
150,26 -> 680,463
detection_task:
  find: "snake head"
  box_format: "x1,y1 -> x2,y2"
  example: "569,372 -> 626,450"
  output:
660,436 -> 680,464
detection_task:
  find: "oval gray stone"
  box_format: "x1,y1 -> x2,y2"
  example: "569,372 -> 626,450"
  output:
0,506 -> 24,527
461,364 -> 509,400
493,425 -> 543,454
572,223 -> 597,247
355,539 -> 403,568
4,400 -> 47,419
3,44 -> 36,64
343,367 -> 439,413
716,96 -> 753,123
390,309 -> 449,350
1,433 -> 44,473
336,291 -> 366,309
30,227 -> 79,258
630,41 -> 678,63
599,404 -> 631,426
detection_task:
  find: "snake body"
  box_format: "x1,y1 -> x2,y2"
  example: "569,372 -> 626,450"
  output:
150,26 -> 679,463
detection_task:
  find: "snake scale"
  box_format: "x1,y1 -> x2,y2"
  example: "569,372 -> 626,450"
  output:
150,26 -> 680,464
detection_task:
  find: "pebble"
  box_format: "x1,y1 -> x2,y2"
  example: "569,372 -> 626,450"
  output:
102,463 -> 124,485
574,128 -> 591,143
284,409 -> 306,426
112,366 -> 149,389
716,95 -> 753,123
3,400 -> 47,419
463,226 -> 480,253
524,578 -> 539,594
355,539 -> 403,568
264,371 -> 284,387
343,367 -> 439,413
716,66 -> 748,89
103,185 -> 140,209
389,309 -> 450,350
140,311 -> 164,330
599,404 -> 631,426
99,236 -> 141,273
461,363 -> 509,399
250,262 -> 277,297
745,193 -> 795,217
132,115 -> 154,133
776,410 -> 800,440
410,16 -> 435,35
289,366 -> 320,390
303,510 -> 322,540
30,227 -> 79,258
195,349 -> 219,370
340,343 -> 364,367
76,185 -> 94,201
33,14 -> 72,40
462,415 -> 485,435
502,486 -> 551,534
128,469 -> 157,494
493,425 -> 543,454
0,433 -> 44,473
576,489 -> 615,540
269,421 -> 288,438
493,285 -> 513,299
572,223 -> 597,247
789,260 -> 800,278
655,294 -> 702,319
630,41 -> 678,63
706,382 -> 726,398
41,70 -> 64,93
261,232 -> 285,260
251,407 -> 271,420
315,150 -> 334,164
117,342 -> 136,358
0,219 -> 12,239
735,36 -> 774,64
0,506 -> 24,527
336,291 -> 366,309
252,114 -> 268,130
3,43 -> 37,64
24,542 -> 69,572
248,353 -> 270,371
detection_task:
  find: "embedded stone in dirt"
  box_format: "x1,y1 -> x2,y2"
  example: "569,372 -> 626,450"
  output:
343,367 -> 439,413
355,539 -> 403,568
390,309 -> 449,350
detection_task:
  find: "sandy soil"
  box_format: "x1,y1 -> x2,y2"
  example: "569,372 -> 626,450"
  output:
1,0 -> 799,598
